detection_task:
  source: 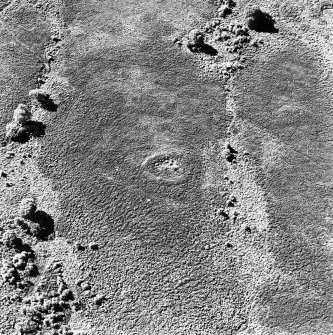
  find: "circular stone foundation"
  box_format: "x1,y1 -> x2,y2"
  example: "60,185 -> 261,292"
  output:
141,151 -> 188,184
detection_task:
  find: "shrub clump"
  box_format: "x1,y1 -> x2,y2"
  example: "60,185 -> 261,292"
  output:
13,252 -> 29,270
244,5 -> 276,32
89,241 -> 99,250
218,4 -> 231,17
13,104 -> 32,125
6,104 -> 32,142
5,122 -> 30,143
223,144 -> 236,163
28,89 -> 50,105
1,260 -> 19,285
19,197 -> 37,219
2,230 -> 21,248
5,104 -> 33,143
29,88 -> 57,111
187,29 -> 205,52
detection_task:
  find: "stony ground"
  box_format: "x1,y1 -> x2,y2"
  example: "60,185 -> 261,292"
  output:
1,0 -> 333,334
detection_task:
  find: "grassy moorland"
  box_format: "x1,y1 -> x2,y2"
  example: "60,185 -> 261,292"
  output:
234,39 -> 333,333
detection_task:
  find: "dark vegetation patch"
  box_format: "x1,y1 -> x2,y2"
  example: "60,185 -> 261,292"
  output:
0,199 -> 55,296
245,5 -> 278,33
29,89 -> 58,112
5,123 -> 30,143
6,119 -> 45,144
24,120 -> 46,138
5,103 -> 46,144
29,210 -> 55,240
187,29 -> 218,55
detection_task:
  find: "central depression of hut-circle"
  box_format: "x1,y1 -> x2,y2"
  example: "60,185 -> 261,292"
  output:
142,152 -> 186,183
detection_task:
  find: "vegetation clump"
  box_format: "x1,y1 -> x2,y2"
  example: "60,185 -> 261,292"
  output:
19,197 -> 37,220
187,29 -> 205,52
16,198 -> 55,240
1,260 -> 19,285
29,88 -> 58,111
14,262 -> 76,334
13,104 -> 32,125
6,104 -> 32,143
28,88 -> 50,104
13,252 -> 29,270
223,142 -> 238,163
244,5 -> 277,32
5,103 -> 45,143
2,230 -> 21,248
89,241 -> 99,250
218,4 -> 231,17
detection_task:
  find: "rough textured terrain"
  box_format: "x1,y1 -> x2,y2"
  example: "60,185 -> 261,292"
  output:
1,0 -> 333,334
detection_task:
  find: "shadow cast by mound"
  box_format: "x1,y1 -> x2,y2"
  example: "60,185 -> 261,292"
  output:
28,265 -> 39,277
29,89 -> 58,112
32,210 -> 55,240
227,144 -> 238,154
189,43 -> 218,56
41,98 -> 58,112
25,120 -> 46,138
248,11 -> 278,33
201,43 -> 218,56
6,121 -> 46,144
8,127 -> 30,144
